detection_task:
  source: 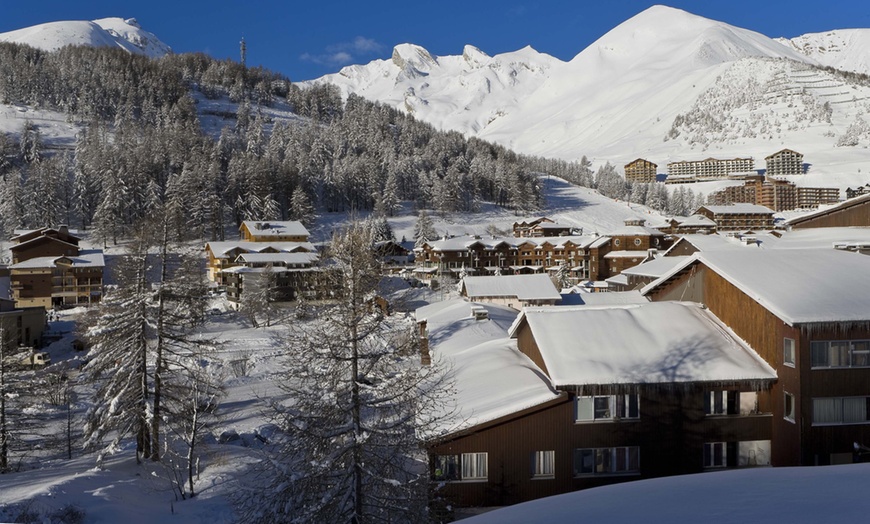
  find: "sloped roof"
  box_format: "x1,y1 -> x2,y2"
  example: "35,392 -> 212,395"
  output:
235,252 -> 319,265
10,250 -> 104,269
699,204 -> 774,215
415,299 -> 560,437
508,302 -> 776,387
643,249 -> 870,324
621,256 -> 690,278
462,274 -> 561,301
241,220 -> 309,238
784,193 -> 870,227
206,241 -> 315,258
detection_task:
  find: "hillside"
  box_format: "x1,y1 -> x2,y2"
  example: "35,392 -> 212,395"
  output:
0,17 -> 171,57
309,6 -> 870,194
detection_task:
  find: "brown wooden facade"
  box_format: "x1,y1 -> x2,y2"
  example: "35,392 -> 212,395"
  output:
786,193 -> 870,229
645,259 -> 870,466
624,158 -> 658,184
430,383 -> 772,507
695,205 -> 775,231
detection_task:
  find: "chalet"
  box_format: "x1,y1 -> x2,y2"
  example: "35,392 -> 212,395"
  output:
372,240 -> 412,268
10,226 -> 81,264
414,235 -> 596,284
785,193 -> 870,229
422,300 -> 776,508
460,274 -> 562,309
239,220 -> 310,242
643,249 -> 870,466
0,298 -> 45,348
512,217 -> 554,237
653,215 -> 717,235
765,148 -> 804,176
845,184 -> 870,200
7,227 -> 104,309
695,204 -> 775,231
205,241 -> 316,284
10,252 -> 105,309
624,158 -> 657,184
592,220 -> 670,281
222,251 -> 321,303
610,255 -> 690,291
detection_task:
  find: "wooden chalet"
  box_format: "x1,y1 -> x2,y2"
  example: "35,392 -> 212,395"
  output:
695,204 -> 775,231
8,226 -> 104,309
421,300 -> 775,508
221,252 -> 321,303
643,249 -> 870,466
459,274 -> 562,309
205,241 -> 316,285
785,193 -> 870,229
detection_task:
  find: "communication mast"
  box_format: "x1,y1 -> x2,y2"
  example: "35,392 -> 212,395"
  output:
240,37 -> 247,66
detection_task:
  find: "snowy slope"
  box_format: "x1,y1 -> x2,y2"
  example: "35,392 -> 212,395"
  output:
304,43 -> 561,134
0,17 -> 171,57
308,5 -> 870,194
778,29 -> 870,75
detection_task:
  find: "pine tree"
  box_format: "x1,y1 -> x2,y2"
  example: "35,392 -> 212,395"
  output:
413,209 -> 437,247
237,222 -> 449,523
289,186 -> 315,228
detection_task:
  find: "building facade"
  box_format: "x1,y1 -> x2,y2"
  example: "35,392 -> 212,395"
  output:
765,149 -> 804,176
624,158 -> 658,184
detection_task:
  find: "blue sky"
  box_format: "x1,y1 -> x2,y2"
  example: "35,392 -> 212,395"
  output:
1,1 -> 869,81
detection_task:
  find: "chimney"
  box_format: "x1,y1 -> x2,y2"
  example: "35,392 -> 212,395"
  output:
59,225 -> 69,237
418,320 -> 430,366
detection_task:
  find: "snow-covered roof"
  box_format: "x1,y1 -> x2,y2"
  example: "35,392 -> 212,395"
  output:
700,204 -> 775,215
241,220 -> 310,238
234,252 -> 319,265
422,235 -> 597,252
559,290 -> 649,307
603,250 -> 649,259
785,193 -> 870,226
462,274 -> 561,301
206,241 -> 315,258
415,299 -> 561,437
604,274 -> 629,286
608,225 -> 665,237
621,256 -> 690,278
508,302 -> 776,387
9,250 -> 105,269
675,214 -> 717,227
643,249 -> 870,324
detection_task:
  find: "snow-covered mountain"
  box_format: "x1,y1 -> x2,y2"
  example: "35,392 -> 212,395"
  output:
307,43 -> 562,134
307,5 -> 870,192
778,29 -> 870,76
0,17 -> 171,58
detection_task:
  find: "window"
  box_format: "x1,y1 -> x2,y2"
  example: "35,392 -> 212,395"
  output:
531,450 -> 555,478
704,391 -> 739,415
461,452 -> 488,480
812,397 -> 870,426
432,452 -> 488,481
575,395 -> 639,422
633,238 -> 642,246
573,447 -> 640,476
784,392 -> 796,423
703,442 -> 728,468
810,340 -> 870,368
783,338 -> 795,367
613,239 -> 621,247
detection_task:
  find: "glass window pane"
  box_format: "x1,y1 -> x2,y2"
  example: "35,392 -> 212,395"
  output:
851,341 -> 870,367
813,398 -> 842,424
594,397 -> 611,419
843,398 -> 867,423
596,448 -> 612,474
576,396 -> 594,421
628,447 -> 639,471
628,394 -> 639,418
811,342 -> 828,367
831,341 -> 850,367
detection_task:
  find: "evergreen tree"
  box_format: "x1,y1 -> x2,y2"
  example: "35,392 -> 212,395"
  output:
413,209 -> 437,247
289,186 -> 316,228
237,222 -> 449,523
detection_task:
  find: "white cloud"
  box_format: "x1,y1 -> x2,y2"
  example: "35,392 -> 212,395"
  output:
301,36 -> 384,67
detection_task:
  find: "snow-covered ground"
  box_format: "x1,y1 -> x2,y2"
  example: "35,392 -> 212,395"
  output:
466,463 -> 870,524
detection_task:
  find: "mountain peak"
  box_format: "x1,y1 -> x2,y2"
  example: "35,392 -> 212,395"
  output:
0,17 -> 171,58
391,44 -> 438,72
462,45 -> 489,67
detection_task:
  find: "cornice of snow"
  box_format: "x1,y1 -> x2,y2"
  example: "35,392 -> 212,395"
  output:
0,17 -> 171,58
